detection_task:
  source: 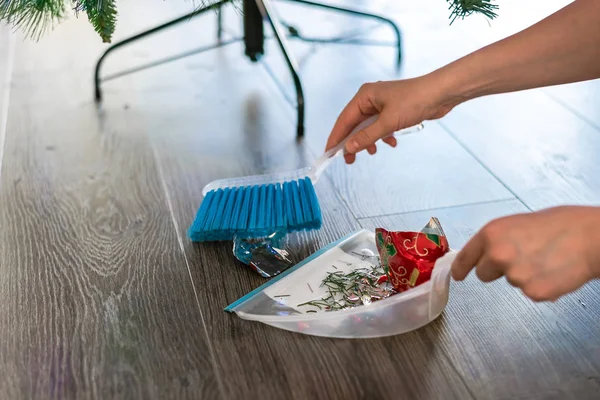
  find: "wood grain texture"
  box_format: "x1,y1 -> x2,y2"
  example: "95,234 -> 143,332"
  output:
125,40 -> 473,399
2,0 -> 599,399
0,31 -> 222,400
359,201 -> 600,400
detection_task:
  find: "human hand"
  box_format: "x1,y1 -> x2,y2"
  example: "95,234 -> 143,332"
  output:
325,75 -> 460,164
451,206 -> 600,302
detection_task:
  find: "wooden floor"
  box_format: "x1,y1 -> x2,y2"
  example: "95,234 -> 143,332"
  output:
1,0 -> 600,398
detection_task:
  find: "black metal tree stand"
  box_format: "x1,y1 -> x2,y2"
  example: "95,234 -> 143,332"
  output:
93,0 -> 402,137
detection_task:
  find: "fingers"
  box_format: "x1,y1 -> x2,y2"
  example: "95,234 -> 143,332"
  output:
326,82 -> 400,164
326,84 -> 378,152
451,231 -> 485,281
344,117 -> 392,155
475,256 -> 504,282
382,136 -> 397,148
344,153 -> 356,164
521,266 -> 589,302
343,144 -> 377,164
504,263 -> 536,288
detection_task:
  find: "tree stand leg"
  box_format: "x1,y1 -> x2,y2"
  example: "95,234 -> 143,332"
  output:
92,0 -> 402,139
94,0 -> 231,102
255,0 -> 305,137
281,0 -> 402,67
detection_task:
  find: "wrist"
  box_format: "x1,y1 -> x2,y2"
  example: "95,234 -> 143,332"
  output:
425,50 -> 499,110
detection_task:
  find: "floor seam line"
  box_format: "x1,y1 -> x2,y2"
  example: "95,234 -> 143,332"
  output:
437,120 -> 534,212
362,32 -> 534,215
356,197 -> 519,221
148,139 -> 228,400
542,89 -> 600,133
436,341 -> 478,400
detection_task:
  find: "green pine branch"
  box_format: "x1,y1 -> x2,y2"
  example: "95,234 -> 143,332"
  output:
0,0 -> 117,42
0,0 -> 499,43
447,0 -> 499,24
75,0 -> 118,43
0,0 -> 65,39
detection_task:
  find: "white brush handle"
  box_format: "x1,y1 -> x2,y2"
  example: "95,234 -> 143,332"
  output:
311,116 -> 425,181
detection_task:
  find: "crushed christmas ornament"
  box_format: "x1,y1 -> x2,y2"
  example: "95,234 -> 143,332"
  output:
233,231 -> 293,278
376,217 -> 450,293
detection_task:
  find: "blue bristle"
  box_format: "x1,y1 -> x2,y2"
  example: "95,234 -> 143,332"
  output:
304,179 -> 320,230
283,182 -> 294,227
203,189 -> 224,239
188,176 -> 323,242
210,188 -> 230,233
275,183 -> 285,231
249,185 -> 260,231
266,184 -> 274,231
219,188 -> 234,235
237,187 -> 251,231
227,187 -> 243,237
189,188 -> 219,241
188,191 -> 212,241
306,179 -> 322,227
194,191 -> 213,228
199,190 -> 217,231
291,181 -> 303,228
257,184 -> 267,233
298,178 -> 311,229
219,188 -> 235,231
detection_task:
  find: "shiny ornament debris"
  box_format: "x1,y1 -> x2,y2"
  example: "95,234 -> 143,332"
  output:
233,231 -> 292,278
297,217 -> 450,313
376,217 -> 450,293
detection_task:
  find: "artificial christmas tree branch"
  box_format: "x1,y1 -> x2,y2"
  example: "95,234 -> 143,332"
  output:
448,0 -> 498,24
0,0 -> 498,43
1,0 -> 118,42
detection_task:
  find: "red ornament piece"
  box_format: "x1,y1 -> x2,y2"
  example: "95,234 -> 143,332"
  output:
375,221 -> 449,293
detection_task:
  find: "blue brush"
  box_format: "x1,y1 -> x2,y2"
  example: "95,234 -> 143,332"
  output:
188,116 -> 424,242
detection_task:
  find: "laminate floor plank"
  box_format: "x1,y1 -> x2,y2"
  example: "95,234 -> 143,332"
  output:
544,81 -> 600,131
0,30 -> 222,400
121,40 -> 474,399
439,90 -> 600,211
359,201 -> 600,400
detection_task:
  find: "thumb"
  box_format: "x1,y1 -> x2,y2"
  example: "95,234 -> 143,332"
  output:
344,116 -> 393,154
